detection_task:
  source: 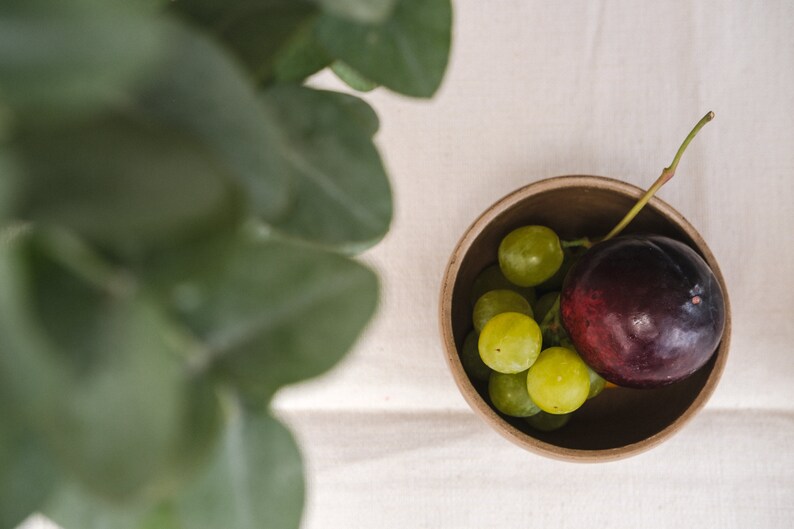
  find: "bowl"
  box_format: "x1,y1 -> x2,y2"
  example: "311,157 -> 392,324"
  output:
439,175 -> 731,462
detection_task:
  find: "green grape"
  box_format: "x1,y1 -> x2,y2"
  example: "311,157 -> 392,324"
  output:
527,346 -> 590,414
461,331 -> 491,382
488,371 -> 540,417
470,264 -> 537,305
478,312 -> 541,374
472,289 -> 533,332
498,226 -> 564,287
586,365 -> 606,399
525,411 -> 571,431
533,291 -> 559,323
535,245 -> 584,294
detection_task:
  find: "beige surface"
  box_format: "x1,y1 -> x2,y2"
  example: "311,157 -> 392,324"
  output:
279,1 -> 794,527
24,1 -> 794,528
279,0 -> 794,416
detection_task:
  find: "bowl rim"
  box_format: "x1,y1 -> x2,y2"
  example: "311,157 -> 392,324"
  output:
438,174 -> 731,462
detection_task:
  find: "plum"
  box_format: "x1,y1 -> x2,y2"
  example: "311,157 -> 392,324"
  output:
560,235 -> 725,388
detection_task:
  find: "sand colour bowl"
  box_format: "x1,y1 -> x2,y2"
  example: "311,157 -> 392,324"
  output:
439,175 -> 731,462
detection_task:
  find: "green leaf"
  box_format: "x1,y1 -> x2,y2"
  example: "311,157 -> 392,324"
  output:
35,303 -> 184,500
0,0 -> 167,119
313,0 -> 397,23
11,112 -> 243,259
0,228 -> 72,431
137,502 -> 182,529
0,104 -> 10,137
136,23 -> 291,223
170,232 -> 378,404
171,0 -> 316,83
171,411 -> 304,529
315,0 -> 452,98
113,412 -> 304,529
44,482 -> 151,529
0,146 -> 19,220
0,410 -> 60,529
0,230 -> 209,501
332,60 -> 379,92
159,377 -> 224,496
40,385 -> 222,529
260,86 -> 391,249
273,16 -> 332,82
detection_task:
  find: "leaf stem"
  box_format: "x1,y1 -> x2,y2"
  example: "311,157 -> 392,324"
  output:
38,229 -> 135,298
603,111 -> 715,241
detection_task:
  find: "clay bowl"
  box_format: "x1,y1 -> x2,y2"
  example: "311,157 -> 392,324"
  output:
439,175 -> 731,462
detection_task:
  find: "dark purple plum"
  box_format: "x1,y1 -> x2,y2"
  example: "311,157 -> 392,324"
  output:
560,235 -> 725,388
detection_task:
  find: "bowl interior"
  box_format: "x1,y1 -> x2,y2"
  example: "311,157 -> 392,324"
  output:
442,176 -> 729,460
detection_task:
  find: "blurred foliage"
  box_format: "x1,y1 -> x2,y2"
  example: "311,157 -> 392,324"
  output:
332,61 -> 379,92
317,0 -> 452,97
0,0 -> 452,528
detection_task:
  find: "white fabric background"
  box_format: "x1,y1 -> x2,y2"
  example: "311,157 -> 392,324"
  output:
23,1 -> 794,528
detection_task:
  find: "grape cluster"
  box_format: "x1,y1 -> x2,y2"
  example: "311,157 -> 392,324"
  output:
462,226 -> 605,431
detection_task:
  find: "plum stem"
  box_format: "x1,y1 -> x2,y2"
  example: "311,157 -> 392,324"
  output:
603,111 -> 715,241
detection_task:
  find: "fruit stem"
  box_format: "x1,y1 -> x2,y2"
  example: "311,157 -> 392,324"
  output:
602,111 -> 715,241
540,296 -> 560,328
539,295 -> 569,346
561,237 -> 593,249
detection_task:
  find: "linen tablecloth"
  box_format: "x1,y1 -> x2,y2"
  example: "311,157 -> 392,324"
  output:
25,1 -> 794,528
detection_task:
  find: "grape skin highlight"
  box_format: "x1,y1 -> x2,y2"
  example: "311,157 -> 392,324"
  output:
498,226 -> 564,287
527,347 -> 590,414
478,312 -> 542,374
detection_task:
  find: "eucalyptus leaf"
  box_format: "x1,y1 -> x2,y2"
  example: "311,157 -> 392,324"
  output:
0,228 -> 69,428
315,0 -> 452,98
0,146 -> 19,220
0,230 -> 199,501
273,16 -> 332,82
12,112 -> 243,260
0,105 -> 10,138
171,412 -> 304,529
116,412 -> 304,529
160,378 -> 224,497
137,23 -> 290,223
0,0 -> 167,119
171,0 -> 316,83
260,86 -> 391,249
332,60 -> 379,92
0,410 -> 60,529
313,0 -> 397,23
137,502 -> 182,529
38,386 -> 221,529
170,232 -> 378,404
44,482 -> 151,529
35,302 -> 184,500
